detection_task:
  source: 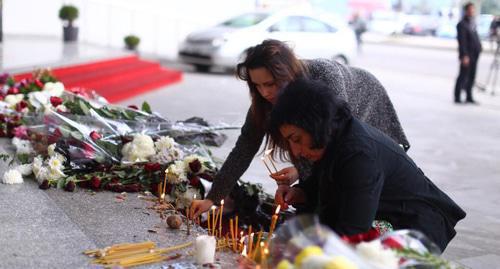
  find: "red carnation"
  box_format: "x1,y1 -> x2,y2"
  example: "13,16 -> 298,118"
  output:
89,131 -> 102,141
90,176 -> 101,190
127,105 -> 139,110
144,162 -> 161,172
35,79 -> 44,89
50,96 -> 63,107
8,87 -> 19,94
48,128 -> 63,144
15,100 -> 28,112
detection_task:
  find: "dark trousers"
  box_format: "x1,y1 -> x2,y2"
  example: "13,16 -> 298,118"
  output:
454,55 -> 479,102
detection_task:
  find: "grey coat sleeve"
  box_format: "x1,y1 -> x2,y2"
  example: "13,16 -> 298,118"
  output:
206,109 -> 265,202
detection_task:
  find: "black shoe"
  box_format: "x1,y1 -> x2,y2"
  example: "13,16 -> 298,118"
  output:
454,99 -> 462,104
465,99 -> 479,104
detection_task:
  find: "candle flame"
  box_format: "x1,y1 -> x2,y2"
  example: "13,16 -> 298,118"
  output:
220,199 -> 224,205
260,242 -> 264,247
211,205 -> 216,211
264,148 -> 273,156
275,204 -> 281,215
264,248 -> 269,255
260,156 -> 266,161
193,194 -> 196,199
239,237 -> 245,243
160,193 -> 165,199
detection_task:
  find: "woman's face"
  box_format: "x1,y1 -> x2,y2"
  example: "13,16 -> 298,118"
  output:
279,124 -> 326,162
249,67 -> 281,104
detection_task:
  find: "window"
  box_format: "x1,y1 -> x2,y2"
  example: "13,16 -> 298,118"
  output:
269,16 -> 302,32
221,13 -> 269,28
301,17 -> 334,32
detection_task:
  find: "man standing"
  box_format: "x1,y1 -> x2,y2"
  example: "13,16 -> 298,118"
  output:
454,2 -> 482,104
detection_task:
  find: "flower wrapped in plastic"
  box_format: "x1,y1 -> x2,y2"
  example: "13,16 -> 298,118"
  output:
268,215 -> 372,269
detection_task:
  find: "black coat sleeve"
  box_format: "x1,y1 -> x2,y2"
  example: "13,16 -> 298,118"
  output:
327,151 -> 385,235
457,22 -> 468,58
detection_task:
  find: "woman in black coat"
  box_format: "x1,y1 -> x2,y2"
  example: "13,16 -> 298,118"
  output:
269,79 -> 466,251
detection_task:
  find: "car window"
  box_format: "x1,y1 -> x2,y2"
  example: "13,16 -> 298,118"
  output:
221,13 -> 269,28
301,17 -> 335,32
269,16 -> 302,32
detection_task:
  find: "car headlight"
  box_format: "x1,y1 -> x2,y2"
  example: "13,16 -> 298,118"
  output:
211,37 -> 227,47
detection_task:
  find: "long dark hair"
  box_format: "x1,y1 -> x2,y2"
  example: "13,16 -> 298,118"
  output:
236,39 -> 308,159
269,78 -> 352,160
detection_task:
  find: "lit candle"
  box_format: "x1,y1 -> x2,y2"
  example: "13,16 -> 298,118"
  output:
248,232 -> 254,256
239,236 -> 245,253
262,246 -> 269,268
267,205 -> 281,245
252,229 -> 263,259
235,216 -> 239,240
195,235 -> 216,264
218,199 -> 224,237
260,157 -> 273,175
162,168 -> 169,197
207,209 -> 212,234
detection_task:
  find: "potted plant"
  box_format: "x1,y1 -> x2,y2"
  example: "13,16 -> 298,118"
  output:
124,35 -> 140,51
59,5 -> 79,42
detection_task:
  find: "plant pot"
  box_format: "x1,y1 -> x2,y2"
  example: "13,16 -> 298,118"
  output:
125,44 -> 138,51
63,26 -> 78,42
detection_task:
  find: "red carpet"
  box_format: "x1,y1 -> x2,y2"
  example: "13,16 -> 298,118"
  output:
14,55 -> 182,103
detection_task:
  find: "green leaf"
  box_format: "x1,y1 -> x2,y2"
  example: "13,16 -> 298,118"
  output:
79,100 -> 90,115
0,153 -> 11,162
70,131 -> 83,140
141,102 -> 152,114
17,154 -> 31,164
57,178 -> 67,189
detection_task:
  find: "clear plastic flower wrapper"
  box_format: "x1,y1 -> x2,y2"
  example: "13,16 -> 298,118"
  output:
268,215 -> 458,269
269,214 -> 373,269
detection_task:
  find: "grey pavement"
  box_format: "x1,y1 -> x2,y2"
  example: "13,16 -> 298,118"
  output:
1,35 -> 500,268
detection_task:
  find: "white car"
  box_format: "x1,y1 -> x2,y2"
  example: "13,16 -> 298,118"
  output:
178,11 -> 357,72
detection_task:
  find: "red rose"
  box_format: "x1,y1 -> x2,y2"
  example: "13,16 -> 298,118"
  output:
50,96 -> 63,107
35,79 -> 44,89
144,162 -> 161,172
15,100 -> 28,112
90,176 -> 101,190
39,180 -> 50,190
8,87 -> 19,94
89,131 -> 102,141
382,237 -> 404,250
48,128 -> 62,144
189,176 -> 201,187
82,142 -> 95,158
127,105 -> 139,110
64,181 -> 76,192
189,159 -> 202,174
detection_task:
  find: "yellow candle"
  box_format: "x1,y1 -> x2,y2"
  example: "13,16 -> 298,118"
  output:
267,205 -> 281,246
252,230 -> 263,259
162,168 -> 169,197
230,218 -> 236,252
219,200 -> 224,236
248,233 -> 254,257
211,206 -> 216,236
207,211 -> 211,234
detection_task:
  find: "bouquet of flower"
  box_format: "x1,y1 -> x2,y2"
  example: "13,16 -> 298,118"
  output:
267,215 -> 459,269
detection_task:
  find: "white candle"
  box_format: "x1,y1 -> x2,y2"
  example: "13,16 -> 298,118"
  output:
195,235 -> 216,264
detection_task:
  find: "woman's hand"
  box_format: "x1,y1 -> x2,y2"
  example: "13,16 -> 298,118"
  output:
275,185 -> 306,210
190,199 -> 214,219
270,166 -> 299,185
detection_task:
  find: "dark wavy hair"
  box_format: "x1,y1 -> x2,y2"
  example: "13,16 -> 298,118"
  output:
270,79 -> 352,158
236,40 -> 308,158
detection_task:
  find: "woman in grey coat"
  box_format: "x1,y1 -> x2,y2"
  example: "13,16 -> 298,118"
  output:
190,39 -> 409,217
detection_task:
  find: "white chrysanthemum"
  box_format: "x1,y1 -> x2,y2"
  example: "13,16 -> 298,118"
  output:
48,155 -> 64,172
166,161 -> 188,184
12,137 -> 34,155
4,94 -> 24,106
155,136 -> 176,150
151,136 -> 183,163
43,82 -> 65,97
174,187 -> 200,209
121,134 -> 155,163
48,167 -> 65,180
15,163 -> 33,176
2,169 -> 23,184
356,240 -> 399,269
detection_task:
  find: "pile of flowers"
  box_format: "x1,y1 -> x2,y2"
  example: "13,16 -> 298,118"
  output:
0,70 -> 231,209
268,215 -> 457,269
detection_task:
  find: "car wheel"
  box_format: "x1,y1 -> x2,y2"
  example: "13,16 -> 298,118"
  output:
194,64 -> 211,73
333,55 -> 348,65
